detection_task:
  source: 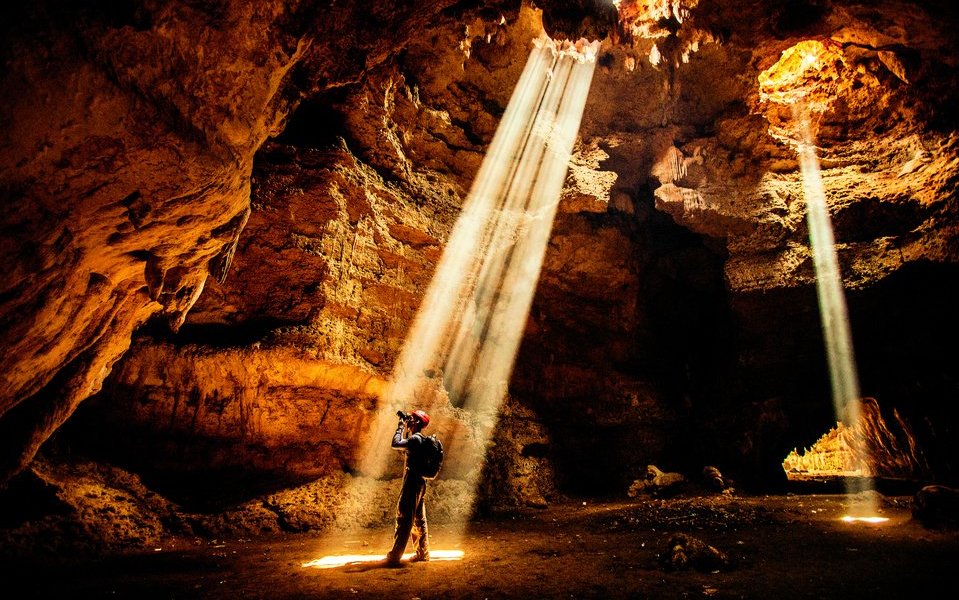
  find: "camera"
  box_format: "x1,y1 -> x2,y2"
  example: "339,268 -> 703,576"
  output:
397,410 -> 410,421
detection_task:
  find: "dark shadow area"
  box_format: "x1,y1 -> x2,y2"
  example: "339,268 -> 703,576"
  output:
141,317 -> 301,348
722,260 -> 959,491
0,468 -> 71,528
831,197 -> 929,243
850,260 -> 959,485
510,190 -> 738,499
768,0 -> 830,37
43,422 -> 314,513
547,422 -> 646,498
135,467 -> 311,514
274,88 -> 351,150
145,317 -> 301,348
0,549 -> 224,599
640,190 -> 735,410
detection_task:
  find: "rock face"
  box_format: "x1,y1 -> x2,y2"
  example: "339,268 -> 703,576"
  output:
783,397 -> 932,479
0,0 -> 514,485
2,0 -> 959,522
913,484 -> 959,530
0,0 -> 338,484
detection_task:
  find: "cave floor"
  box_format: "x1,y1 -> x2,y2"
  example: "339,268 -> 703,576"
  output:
4,492 -> 958,599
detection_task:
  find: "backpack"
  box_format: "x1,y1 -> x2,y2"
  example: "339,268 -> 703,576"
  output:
410,433 -> 444,480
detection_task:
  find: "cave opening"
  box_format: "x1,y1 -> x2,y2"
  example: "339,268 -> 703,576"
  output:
273,87 -> 352,150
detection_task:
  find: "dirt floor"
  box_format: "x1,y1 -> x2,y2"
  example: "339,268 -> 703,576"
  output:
3,491 -> 958,599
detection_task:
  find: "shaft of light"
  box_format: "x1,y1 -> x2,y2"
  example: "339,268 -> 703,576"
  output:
302,549 -> 465,569
338,37 -> 598,537
840,515 -> 889,524
794,104 -> 874,503
796,141 -> 861,420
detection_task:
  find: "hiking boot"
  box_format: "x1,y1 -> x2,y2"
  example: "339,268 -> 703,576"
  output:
383,554 -> 404,568
410,552 -> 430,563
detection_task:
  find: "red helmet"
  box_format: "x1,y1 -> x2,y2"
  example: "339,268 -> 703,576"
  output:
411,410 -> 430,427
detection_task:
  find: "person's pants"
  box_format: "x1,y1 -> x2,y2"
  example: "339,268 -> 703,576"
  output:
387,470 -> 429,561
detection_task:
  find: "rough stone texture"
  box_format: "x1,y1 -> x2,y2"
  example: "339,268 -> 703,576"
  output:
91,342 -> 386,479
660,532 -> 731,572
783,397 -> 931,479
0,456 -> 479,557
0,0 -> 314,483
628,465 -> 687,498
187,141 -> 457,370
2,0 -> 959,550
913,484 -> 959,530
0,457 -> 186,556
0,0 -> 515,485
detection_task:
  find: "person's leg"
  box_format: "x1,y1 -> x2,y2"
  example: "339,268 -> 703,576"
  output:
386,474 -> 417,563
410,480 -> 430,560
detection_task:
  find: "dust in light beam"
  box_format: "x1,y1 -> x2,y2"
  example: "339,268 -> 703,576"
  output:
336,35 -> 601,536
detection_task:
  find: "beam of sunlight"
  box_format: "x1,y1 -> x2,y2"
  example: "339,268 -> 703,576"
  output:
759,39 -> 877,519
302,549 -> 465,569
840,515 -> 890,525
794,105 -> 874,513
324,35 -> 600,542
795,114 -> 862,425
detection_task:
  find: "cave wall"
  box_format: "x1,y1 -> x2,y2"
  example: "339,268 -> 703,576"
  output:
0,0 -> 304,484
0,0 -> 516,486
68,6 -> 560,507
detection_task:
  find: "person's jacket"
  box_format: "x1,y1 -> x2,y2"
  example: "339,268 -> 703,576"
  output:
392,421 -> 426,476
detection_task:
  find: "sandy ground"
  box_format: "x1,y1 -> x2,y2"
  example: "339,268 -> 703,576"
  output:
3,492 -> 958,599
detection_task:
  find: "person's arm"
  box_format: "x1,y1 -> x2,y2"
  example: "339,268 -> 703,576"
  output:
391,419 -> 409,449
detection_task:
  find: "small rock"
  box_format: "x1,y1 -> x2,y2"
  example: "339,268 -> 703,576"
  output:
659,533 -> 729,572
702,466 -> 730,492
913,484 -> 959,530
628,465 -> 685,497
